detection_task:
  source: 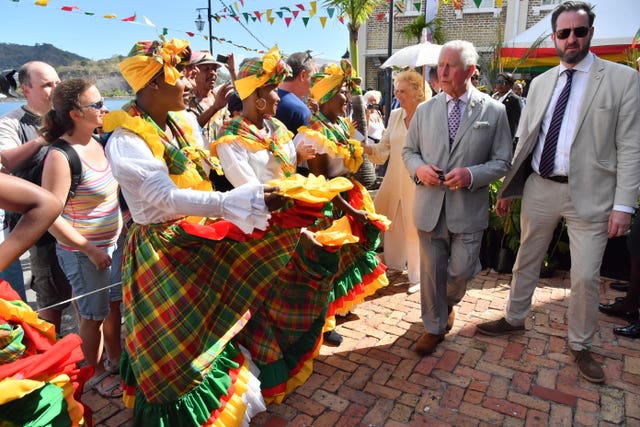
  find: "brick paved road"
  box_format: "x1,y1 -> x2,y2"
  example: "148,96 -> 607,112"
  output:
84,269 -> 640,426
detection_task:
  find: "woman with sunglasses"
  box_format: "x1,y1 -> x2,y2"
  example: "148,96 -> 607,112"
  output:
294,60 -> 390,346
39,78 -> 124,398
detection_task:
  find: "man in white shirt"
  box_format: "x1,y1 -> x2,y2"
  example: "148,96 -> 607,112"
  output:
476,1 -> 640,384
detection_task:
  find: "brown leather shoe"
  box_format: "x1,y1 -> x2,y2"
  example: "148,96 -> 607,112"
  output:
446,306 -> 455,332
476,317 -> 525,336
415,333 -> 444,356
570,349 -> 605,383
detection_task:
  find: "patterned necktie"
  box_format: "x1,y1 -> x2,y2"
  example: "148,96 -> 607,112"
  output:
539,69 -> 575,178
448,98 -> 461,147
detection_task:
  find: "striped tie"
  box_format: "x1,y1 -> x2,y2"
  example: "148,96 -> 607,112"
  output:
539,69 -> 575,178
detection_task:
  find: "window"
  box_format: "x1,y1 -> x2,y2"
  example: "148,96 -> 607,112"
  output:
534,0 -> 562,15
399,0 -> 421,17
455,0 -> 501,18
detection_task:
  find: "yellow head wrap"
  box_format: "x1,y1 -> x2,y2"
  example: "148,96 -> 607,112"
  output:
310,58 -> 362,105
118,38 -> 191,93
234,46 -> 292,100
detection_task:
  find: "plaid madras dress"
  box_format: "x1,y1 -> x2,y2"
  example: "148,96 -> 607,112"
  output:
108,105 -> 342,424
297,113 -> 390,323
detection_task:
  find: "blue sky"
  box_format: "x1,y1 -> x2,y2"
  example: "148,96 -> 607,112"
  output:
1,0 -> 351,64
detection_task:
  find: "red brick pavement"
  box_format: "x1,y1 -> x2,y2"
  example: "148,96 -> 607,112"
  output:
87,269 -> 640,426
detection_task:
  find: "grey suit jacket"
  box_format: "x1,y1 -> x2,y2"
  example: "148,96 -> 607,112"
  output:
500,56 -> 640,222
403,88 -> 512,233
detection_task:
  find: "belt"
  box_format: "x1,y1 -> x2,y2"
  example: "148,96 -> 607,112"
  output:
544,175 -> 568,183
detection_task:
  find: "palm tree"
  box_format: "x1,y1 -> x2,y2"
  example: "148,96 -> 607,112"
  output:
322,0 -> 385,72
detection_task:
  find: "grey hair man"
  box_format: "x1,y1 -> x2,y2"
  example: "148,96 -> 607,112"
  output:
403,40 -> 512,356
276,51 -> 317,134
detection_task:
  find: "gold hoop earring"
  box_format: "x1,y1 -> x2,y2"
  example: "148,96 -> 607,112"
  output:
256,98 -> 266,111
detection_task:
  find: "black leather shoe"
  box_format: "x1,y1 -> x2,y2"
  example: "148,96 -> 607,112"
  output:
323,330 -> 343,346
598,300 -> 639,321
614,319 -> 640,338
610,282 -> 629,292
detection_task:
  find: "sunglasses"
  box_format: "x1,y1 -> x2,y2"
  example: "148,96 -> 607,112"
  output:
77,98 -> 105,110
555,26 -> 590,40
495,79 -> 508,84
471,75 -> 479,81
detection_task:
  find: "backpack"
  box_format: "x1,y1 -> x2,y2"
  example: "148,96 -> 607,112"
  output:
5,139 -> 82,234
48,139 -> 82,202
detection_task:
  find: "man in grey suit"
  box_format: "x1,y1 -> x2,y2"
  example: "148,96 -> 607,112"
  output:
403,40 -> 512,356
476,1 -> 640,384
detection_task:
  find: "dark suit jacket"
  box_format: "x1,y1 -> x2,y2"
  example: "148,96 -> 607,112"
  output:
501,91 -> 522,138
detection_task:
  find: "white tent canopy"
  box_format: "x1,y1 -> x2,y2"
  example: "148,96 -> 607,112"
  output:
505,0 -> 638,48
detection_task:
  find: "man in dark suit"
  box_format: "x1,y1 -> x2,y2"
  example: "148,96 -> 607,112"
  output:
492,72 -> 522,140
476,1 -> 640,384
402,40 -> 512,356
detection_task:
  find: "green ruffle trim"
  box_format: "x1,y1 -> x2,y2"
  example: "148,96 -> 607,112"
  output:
122,344 -> 242,427
0,383 -> 71,427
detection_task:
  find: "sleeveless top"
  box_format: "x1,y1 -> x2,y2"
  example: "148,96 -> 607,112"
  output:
59,151 -> 121,250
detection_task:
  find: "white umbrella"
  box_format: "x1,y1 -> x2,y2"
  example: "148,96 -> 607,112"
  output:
380,41 -> 443,69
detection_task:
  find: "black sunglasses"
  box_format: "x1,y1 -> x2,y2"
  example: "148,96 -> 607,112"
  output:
471,75 -> 479,80
555,26 -> 590,40
77,98 -> 105,110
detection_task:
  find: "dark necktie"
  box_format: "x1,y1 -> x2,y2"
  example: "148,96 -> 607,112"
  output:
448,98 -> 461,147
539,69 -> 575,178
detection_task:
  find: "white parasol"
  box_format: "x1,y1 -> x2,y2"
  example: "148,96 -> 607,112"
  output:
380,41 -> 443,69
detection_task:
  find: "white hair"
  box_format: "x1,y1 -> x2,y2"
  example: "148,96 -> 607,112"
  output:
440,40 -> 479,70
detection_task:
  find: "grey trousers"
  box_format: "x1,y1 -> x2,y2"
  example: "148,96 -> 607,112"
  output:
418,210 -> 483,335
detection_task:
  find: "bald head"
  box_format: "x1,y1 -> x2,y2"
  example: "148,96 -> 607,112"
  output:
18,61 -> 60,115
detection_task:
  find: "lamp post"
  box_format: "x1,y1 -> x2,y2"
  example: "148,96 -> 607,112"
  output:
195,0 -> 213,53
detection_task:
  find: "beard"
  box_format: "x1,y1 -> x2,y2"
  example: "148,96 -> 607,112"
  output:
555,40 -> 591,65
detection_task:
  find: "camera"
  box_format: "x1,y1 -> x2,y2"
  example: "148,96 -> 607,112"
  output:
0,69 -> 18,98
366,103 -> 379,110
216,54 -> 229,64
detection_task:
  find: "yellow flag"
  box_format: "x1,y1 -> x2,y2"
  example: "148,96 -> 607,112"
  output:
319,16 -> 327,28
35,0 -> 49,5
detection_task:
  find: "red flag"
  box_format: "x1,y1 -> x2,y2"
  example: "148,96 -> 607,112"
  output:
296,3 -> 305,10
122,14 -> 136,22
61,5 -> 79,12
285,17 -> 292,27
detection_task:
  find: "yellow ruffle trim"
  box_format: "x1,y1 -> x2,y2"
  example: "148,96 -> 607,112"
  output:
268,173 -> 353,204
206,356 -> 251,427
264,337 -> 322,405
314,216 -> 359,247
0,375 -> 84,426
0,298 -> 55,342
103,110 -> 214,191
297,126 -> 363,174
334,272 -> 390,317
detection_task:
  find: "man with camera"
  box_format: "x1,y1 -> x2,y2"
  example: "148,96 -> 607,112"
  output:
188,50 -> 235,143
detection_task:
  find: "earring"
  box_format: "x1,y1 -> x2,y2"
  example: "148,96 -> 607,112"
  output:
256,98 -> 266,111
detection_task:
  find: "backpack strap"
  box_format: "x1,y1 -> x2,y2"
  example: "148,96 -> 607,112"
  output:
49,139 -> 82,201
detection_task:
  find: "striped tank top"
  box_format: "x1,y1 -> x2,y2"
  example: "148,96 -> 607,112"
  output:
60,155 -> 122,250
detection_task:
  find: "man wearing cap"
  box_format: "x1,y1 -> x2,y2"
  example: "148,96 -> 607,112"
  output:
188,50 -> 234,143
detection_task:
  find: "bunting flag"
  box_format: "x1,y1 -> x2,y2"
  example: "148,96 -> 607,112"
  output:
633,28 -> 640,48
121,14 -> 136,22
496,0 -> 503,7
319,16 -> 327,28
254,11 -> 262,22
292,10 -> 299,19
35,0 -> 49,5
61,6 -> 79,12
473,0 -> 482,7
296,4 -> 305,11
310,1 -> 317,16
143,16 -> 155,27
104,14 -> 117,19
267,9 -> 274,24
284,17 -> 292,27
302,17 -> 309,27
